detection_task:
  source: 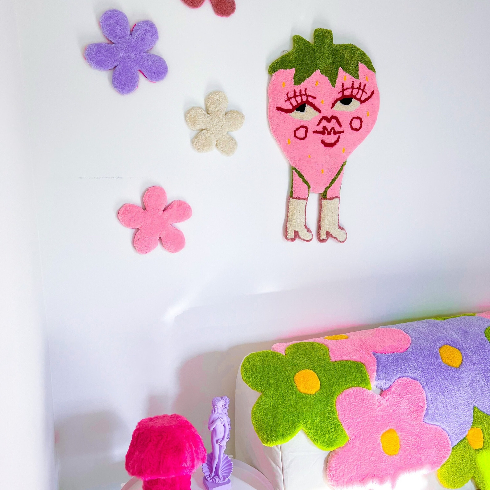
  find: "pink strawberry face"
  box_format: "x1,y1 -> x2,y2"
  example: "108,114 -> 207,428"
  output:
268,65 -> 380,173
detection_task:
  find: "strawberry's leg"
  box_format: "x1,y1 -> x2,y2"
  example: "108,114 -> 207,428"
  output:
285,198 -> 313,242
290,168 -> 309,199
285,168 -> 312,241
322,164 -> 345,200
318,164 -> 347,242
318,198 -> 347,242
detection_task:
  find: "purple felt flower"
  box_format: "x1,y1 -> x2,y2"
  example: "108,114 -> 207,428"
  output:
85,9 -> 168,95
374,315 -> 490,446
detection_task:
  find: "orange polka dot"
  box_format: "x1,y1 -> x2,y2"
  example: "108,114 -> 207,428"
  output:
381,429 -> 400,456
439,345 -> 463,368
467,427 -> 484,450
294,370 -> 320,394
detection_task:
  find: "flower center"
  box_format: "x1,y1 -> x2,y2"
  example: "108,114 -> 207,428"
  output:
380,429 -> 400,456
294,369 -> 320,394
466,427 -> 484,450
439,345 -> 463,368
324,334 -> 349,340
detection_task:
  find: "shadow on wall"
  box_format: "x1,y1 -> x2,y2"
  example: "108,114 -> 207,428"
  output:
56,410 -> 128,490
171,341 -> 274,455
147,393 -> 172,417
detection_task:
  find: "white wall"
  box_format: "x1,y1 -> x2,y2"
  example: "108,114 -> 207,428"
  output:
10,0 -> 490,488
0,1 -> 53,488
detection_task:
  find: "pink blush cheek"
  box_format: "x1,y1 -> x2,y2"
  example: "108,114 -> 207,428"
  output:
346,116 -> 367,148
268,105 -> 288,146
340,123 -> 370,157
268,106 -> 315,157
349,116 -> 363,131
337,97 -> 380,155
362,90 -> 381,125
273,124 -> 324,168
293,125 -> 308,140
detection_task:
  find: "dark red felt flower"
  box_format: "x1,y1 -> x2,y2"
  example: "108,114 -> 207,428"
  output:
181,0 -> 236,17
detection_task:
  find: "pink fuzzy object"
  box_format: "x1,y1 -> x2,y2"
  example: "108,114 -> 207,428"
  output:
326,378 -> 451,488
118,186 -> 192,254
126,414 -> 206,490
268,66 -> 380,197
477,311 -> 490,319
272,327 -> 411,383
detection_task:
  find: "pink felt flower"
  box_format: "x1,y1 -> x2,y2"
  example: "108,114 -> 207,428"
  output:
326,378 -> 451,488
118,186 -> 191,254
272,328 -> 410,383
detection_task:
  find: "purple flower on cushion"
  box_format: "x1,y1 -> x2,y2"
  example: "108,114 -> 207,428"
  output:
85,9 -> 168,95
374,316 -> 490,446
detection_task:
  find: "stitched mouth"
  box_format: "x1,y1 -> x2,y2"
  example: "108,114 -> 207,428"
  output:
320,136 -> 341,148
313,127 -> 344,136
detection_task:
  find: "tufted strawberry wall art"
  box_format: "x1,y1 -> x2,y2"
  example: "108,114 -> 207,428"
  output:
268,29 -> 380,243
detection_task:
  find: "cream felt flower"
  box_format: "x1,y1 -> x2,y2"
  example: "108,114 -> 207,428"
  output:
185,91 -> 244,156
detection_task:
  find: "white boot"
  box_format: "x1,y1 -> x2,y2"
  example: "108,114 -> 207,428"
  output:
285,198 -> 313,241
318,198 -> 347,242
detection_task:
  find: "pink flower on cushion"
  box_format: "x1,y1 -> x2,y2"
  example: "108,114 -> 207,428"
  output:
326,378 -> 451,488
118,186 -> 191,254
272,328 -> 410,383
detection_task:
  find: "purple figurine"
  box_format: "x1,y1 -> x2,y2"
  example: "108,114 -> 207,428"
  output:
202,396 -> 233,490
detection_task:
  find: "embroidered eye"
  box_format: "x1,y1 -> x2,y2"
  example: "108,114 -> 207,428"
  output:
276,89 -> 321,120
333,98 -> 361,112
331,81 -> 374,111
290,104 -> 320,120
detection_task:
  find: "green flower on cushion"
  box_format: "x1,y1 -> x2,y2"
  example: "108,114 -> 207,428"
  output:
240,342 -> 370,450
438,407 -> 490,489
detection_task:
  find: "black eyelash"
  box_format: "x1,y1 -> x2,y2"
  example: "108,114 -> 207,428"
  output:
331,81 -> 374,108
276,88 -> 321,114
